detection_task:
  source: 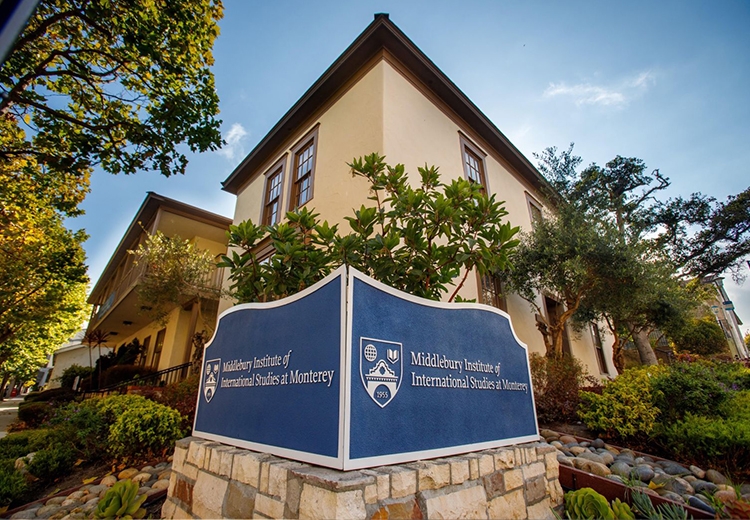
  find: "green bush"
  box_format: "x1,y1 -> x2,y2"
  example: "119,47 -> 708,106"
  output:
671,317 -> 730,356
17,401 -> 51,427
658,413 -> 750,477
530,353 -> 598,423
26,444 -> 77,481
0,461 -> 27,507
100,365 -> 156,388
718,390 -> 750,421
59,364 -> 94,390
146,374 -> 199,430
579,367 -> 662,439
23,387 -> 76,403
50,399 -> 108,458
0,429 -> 65,461
652,361 -> 729,422
712,360 -> 750,390
103,395 -> 184,458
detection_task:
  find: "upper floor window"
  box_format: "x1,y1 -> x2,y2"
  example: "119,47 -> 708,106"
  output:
459,133 -> 488,190
480,273 -> 507,312
525,192 -> 543,225
261,157 -> 286,226
289,126 -> 319,210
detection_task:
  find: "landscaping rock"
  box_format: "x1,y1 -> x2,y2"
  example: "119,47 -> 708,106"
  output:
569,446 -> 586,455
715,489 -> 737,503
661,461 -> 689,475
633,465 -> 655,483
689,465 -> 706,479
692,480 -> 718,494
557,455 -> 574,467
45,497 -> 66,507
158,469 -> 172,480
655,489 -> 685,503
610,462 -> 632,478
664,477 -> 694,496
33,505 -> 62,518
132,471 -> 153,483
9,511 -> 38,519
592,438 -> 605,449
100,475 -> 117,487
577,451 -> 605,465
152,478 -> 170,491
598,451 -> 614,465
688,496 -> 716,516
573,458 -> 611,477
118,467 -> 140,480
559,435 -> 577,444
706,469 -> 728,485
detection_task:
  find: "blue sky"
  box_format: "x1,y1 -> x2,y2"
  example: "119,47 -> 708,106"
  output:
69,0 -> 750,335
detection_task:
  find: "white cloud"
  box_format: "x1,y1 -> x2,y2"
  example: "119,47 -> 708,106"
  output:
217,122 -> 249,162
543,70 -> 655,107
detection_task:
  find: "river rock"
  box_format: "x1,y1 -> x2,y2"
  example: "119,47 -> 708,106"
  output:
683,475 -> 697,483
706,469 -> 728,485
577,451 -> 605,465
607,475 -> 625,484
664,477 -> 694,495
715,489 -> 738,503
87,484 -> 107,496
688,496 -> 716,516
67,490 -> 86,500
557,454 -> 574,467
60,498 -> 82,508
9,511 -> 37,519
633,465 -> 655,483
559,435 -> 578,444
598,451 -> 614,465
592,438 -> 605,449
152,478 -> 170,491
550,440 -> 563,449
661,461 -> 690,475
118,467 -> 140,480
573,458 -> 611,477
132,471 -> 153,483
610,462 -> 632,478
656,489 -> 685,503
35,505 -> 63,518
45,497 -> 66,506
689,465 -> 706,479
158,469 -> 172,480
569,446 -> 587,456
692,480 -> 718,494
100,475 -> 117,487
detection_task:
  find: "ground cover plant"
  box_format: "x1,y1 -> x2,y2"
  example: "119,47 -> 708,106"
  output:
0,393 -> 186,509
578,358 -> 750,479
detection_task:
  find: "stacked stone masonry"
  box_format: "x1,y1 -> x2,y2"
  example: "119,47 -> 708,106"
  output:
163,437 -> 563,519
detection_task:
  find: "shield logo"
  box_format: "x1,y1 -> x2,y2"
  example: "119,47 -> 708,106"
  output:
203,358 -> 221,403
360,337 -> 402,408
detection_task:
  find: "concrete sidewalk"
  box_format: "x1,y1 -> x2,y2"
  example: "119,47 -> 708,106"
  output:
0,397 -> 22,438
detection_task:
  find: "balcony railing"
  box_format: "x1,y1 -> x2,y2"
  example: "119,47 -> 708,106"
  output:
91,264 -> 224,324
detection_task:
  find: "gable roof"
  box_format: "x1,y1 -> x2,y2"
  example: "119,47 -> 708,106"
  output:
222,13 -> 548,195
87,192 -> 232,304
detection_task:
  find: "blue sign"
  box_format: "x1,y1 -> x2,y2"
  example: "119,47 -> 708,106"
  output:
193,266 -> 539,470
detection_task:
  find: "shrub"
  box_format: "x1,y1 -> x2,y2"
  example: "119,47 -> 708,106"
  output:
50,399 -> 108,458
148,374 -> 199,430
0,461 -> 27,507
712,360 -> 750,391
671,317 -> 730,356
530,353 -> 598,423
23,387 -> 77,403
652,361 -> 729,422
27,444 -> 77,481
718,390 -> 750,421
101,365 -> 156,388
17,402 -> 51,428
59,364 -> 95,390
579,367 -> 662,439
103,395 -> 184,459
658,413 -> 750,478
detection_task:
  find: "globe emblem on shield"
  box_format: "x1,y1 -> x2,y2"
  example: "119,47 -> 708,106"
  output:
359,338 -> 402,408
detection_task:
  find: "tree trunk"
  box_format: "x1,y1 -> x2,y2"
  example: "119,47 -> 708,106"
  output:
611,335 -> 625,374
630,326 -> 659,365
0,374 -> 9,401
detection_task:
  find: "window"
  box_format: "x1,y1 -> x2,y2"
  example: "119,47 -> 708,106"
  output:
140,336 -> 151,366
480,273 -> 507,312
590,323 -> 608,374
525,192 -> 543,225
459,133 -> 488,189
289,126 -> 319,210
151,328 -> 166,369
261,157 -> 286,226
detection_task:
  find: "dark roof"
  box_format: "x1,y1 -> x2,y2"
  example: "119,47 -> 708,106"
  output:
87,192 -> 232,303
222,14 -> 548,195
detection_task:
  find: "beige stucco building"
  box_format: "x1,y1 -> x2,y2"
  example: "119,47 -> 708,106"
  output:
219,15 -> 614,377
86,193 -> 231,377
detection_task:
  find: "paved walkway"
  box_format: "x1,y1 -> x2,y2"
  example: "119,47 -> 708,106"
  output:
0,397 -> 22,438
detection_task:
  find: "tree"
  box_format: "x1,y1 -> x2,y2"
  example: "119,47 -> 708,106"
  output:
534,144 -> 748,365
128,230 -> 219,325
0,0 -> 223,186
501,203 -> 633,359
221,153 -> 520,304
669,316 -> 730,356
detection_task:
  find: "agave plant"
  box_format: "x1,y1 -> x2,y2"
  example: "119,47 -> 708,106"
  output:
94,479 -> 147,519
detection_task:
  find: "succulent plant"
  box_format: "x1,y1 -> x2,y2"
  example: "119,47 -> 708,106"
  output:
610,498 -> 635,520
724,498 -> 750,519
564,488 -> 615,520
94,479 -> 147,519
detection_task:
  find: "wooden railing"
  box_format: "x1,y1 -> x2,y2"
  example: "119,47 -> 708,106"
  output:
81,362 -> 192,399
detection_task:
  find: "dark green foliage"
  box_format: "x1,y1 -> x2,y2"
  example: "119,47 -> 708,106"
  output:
0,460 -> 27,507
529,353 -> 598,423
50,399 -> 108,458
101,365 -> 156,388
58,364 -> 94,389
221,153 -> 519,304
651,361 -> 729,422
142,374 -> 199,431
22,387 -> 76,403
26,444 -> 77,481
17,401 -> 51,427
671,317 -> 730,356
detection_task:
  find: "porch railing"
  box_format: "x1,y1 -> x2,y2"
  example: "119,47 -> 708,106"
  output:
81,362 -> 192,399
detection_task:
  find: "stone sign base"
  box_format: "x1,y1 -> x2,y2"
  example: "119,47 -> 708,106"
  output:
162,437 -> 563,519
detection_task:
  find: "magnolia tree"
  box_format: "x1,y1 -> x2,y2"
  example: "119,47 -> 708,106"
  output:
220,153 -> 520,304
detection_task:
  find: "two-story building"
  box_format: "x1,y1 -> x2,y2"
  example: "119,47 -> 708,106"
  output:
219,14 -> 614,377
86,192 -> 231,377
